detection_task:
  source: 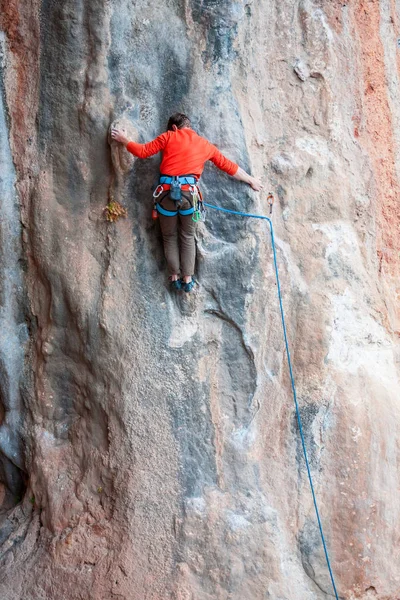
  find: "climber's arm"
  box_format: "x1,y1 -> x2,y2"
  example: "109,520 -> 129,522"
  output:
232,167 -> 263,191
208,145 -> 263,192
111,128 -> 168,158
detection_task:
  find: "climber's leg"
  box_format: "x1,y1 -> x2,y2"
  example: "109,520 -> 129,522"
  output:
158,196 -> 180,277
179,209 -> 196,285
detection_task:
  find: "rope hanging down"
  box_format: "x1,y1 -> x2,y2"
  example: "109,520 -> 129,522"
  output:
203,201 -> 340,600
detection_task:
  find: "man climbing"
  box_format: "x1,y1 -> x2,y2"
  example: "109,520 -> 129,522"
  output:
111,113 -> 263,292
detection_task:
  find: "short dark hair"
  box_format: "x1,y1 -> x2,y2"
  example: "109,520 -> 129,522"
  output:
167,113 -> 191,131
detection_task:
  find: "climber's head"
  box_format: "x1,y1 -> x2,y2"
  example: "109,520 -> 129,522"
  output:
167,113 -> 191,132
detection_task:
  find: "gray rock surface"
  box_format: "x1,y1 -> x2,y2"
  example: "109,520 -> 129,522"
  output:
0,1 -> 400,598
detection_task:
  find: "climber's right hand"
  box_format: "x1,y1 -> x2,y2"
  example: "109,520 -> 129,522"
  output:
249,177 -> 263,192
111,128 -> 129,145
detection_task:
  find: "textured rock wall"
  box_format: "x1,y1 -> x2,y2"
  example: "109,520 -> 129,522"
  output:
0,1 -> 400,598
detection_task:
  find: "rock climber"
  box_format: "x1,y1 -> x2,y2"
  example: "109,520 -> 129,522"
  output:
111,113 -> 263,292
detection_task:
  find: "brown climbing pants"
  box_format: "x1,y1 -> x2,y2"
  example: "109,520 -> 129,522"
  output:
157,192 -> 196,277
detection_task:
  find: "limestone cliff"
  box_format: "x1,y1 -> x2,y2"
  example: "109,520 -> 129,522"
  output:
0,1 -> 400,599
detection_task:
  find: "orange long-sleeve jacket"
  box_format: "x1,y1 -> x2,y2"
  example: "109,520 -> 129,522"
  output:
126,128 -> 239,179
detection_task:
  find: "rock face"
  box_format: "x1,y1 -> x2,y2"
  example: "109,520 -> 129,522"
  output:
0,1 -> 400,598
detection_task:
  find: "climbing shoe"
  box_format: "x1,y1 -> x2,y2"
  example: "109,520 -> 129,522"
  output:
183,279 -> 196,293
170,278 -> 183,291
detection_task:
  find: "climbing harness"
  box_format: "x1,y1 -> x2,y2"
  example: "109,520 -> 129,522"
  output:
158,174 -> 198,204
152,174 -> 205,220
155,202 -> 194,217
203,198 -> 340,600
159,174 -> 197,186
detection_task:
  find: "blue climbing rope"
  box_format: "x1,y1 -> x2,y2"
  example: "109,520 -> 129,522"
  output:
203,201 -> 340,600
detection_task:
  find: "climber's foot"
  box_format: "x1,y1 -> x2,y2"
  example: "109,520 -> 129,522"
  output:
169,275 -> 182,291
183,279 -> 196,293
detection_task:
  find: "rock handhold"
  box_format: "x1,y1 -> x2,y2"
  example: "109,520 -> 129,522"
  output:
293,58 -> 310,81
108,117 -> 139,175
108,117 -> 140,212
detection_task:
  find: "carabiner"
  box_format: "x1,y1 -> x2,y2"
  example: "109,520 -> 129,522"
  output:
153,184 -> 164,199
267,192 -> 274,215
